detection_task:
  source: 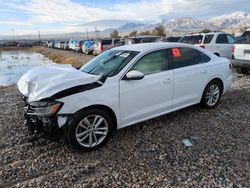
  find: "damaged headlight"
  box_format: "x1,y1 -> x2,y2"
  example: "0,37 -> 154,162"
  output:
28,101 -> 63,116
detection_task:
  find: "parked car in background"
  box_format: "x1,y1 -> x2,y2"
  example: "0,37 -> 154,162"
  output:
0,42 -> 6,47
72,40 -> 79,51
115,39 -> 125,47
160,36 -> 182,42
179,32 -> 237,59
18,43 -> 232,151
125,36 -> 161,45
232,30 -> 250,74
64,41 -> 70,50
53,41 -> 60,49
47,41 -> 55,48
93,39 -> 113,55
60,41 -> 65,49
75,40 -> 85,52
69,40 -> 77,50
82,40 -> 95,54
5,41 -> 20,47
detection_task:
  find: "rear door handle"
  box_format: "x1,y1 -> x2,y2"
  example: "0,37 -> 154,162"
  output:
201,70 -> 208,74
163,78 -> 172,83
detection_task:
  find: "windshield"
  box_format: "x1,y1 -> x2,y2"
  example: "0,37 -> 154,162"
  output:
237,31 -> 250,44
179,35 -> 203,44
80,50 -> 139,77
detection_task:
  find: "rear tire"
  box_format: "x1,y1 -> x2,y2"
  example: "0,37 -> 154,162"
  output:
200,80 -> 222,109
65,109 -> 114,151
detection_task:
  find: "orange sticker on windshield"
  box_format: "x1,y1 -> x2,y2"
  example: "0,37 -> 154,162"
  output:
172,48 -> 181,57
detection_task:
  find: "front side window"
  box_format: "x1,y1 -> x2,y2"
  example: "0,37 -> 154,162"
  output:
216,34 -> 228,44
131,50 -> 167,75
179,35 -> 203,44
170,47 -> 211,69
80,50 -> 139,77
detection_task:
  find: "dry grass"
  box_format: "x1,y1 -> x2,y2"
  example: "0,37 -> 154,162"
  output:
0,46 -> 94,68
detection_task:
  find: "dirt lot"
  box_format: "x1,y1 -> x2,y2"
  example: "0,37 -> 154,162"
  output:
0,47 -> 249,187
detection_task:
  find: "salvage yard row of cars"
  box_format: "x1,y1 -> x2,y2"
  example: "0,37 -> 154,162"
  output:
44,30 -> 250,74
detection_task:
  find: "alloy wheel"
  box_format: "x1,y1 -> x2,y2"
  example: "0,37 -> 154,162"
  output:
205,84 -> 220,107
75,115 -> 108,148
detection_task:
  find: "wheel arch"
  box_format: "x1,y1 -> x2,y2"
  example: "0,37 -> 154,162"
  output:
75,104 -> 118,130
201,77 -> 224,102
214,52 -> 220,57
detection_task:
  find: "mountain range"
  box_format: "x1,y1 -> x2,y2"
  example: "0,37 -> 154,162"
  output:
0,11 -> 249,40
109,11 -> 250,35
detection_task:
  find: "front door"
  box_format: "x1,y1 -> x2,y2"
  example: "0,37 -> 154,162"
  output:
119,50 -> 174,127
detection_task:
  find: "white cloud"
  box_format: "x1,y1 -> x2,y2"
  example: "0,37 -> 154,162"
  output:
4,0 -> 240,24
0,0 -> 249,34
0,20 -> 32,26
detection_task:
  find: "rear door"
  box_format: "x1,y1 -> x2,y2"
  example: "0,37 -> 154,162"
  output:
215,34 -> 236,58
234,31 -> 250,61
170,47 -> 211,108
102,40 -> 112,51
119,50 -> 174,127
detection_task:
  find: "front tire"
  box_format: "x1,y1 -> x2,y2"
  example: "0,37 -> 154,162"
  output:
201,80 -> 222,108
65,109 -> 114,151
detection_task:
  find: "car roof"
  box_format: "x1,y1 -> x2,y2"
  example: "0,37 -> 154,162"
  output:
113,42 -> 199,53
184,32 -> 225,36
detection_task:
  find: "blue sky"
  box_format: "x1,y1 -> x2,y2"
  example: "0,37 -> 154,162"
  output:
0,0 -> 249,35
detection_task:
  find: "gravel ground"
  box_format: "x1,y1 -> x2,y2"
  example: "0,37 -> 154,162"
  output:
0,74 -> 249,187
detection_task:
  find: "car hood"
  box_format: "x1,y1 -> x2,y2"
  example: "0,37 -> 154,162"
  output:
17,64 -> 101,102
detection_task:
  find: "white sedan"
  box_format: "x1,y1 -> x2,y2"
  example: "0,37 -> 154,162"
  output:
17,43 -> 232,151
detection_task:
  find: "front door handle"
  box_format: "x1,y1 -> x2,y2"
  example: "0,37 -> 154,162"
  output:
201,70 -> 208,74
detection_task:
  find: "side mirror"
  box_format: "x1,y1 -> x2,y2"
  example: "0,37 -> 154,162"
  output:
124,70 -> 144,80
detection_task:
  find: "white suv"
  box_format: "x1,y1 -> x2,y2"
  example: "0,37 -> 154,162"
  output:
179,32 -> 237,59
232,30 -> 250,74
18,43 -> 232,151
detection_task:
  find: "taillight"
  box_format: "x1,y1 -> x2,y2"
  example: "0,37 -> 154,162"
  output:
100,44 -> 104,51
230,46 -> 235,70
199,45 -> 205,49
231,46 -> 235,55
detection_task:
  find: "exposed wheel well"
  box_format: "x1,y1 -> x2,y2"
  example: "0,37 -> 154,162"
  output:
208,78 -> 224,93
214,53 -> 220,57
77,105 -> 118,130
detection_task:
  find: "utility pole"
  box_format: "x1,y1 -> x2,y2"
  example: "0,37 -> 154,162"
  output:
38,30 -> 41,42
12,28 -> 16,41
95,26 -> 97,39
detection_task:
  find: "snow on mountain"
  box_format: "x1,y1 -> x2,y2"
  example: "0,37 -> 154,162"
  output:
209,11 -> 250,29
117,23 -> 146,32
164,18 -> 217,31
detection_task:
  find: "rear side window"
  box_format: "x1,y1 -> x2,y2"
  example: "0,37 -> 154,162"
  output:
237,31 -> 250,44
204,34 -> 214,44
179,35 -> 203,44
102,40 -> 112,45
227,35 -> 237,44
216,34 -> 228,44
132,50 -> 167,75
170,47 -> 211,69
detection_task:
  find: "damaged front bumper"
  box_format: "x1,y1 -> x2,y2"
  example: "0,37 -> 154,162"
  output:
22,96 -> 69,140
